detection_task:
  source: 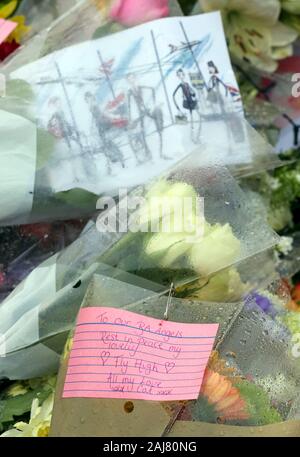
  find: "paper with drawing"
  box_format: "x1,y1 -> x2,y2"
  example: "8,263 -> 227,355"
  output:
11,13 -> 247,195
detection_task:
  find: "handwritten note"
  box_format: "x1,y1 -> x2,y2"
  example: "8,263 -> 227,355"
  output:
63,307 -> 218,401
0,19 -> 17,44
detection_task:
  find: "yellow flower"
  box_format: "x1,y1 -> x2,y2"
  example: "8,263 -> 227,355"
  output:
6,16 -> 30,44
1,393 -> 54,437
6,383 -> 28,397
199,0 -> 298,72
63,336 -> 74,360
0,1 -> 18,19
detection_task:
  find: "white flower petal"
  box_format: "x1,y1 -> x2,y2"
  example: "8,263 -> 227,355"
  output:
30,398 -> 41,419
0,429 -> 24,437
227,0 -> 281,25
38,394 -> 54,422
199,0 -> 227,12
271,44 -> 294,59
270,21 -> 298,46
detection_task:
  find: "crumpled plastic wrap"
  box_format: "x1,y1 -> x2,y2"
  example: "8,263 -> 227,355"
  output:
49,274 -> 300,436
0,220 -> 86,302
0,161 -> 279,380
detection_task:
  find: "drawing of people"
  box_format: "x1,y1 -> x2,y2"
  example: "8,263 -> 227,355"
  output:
84,92 -> 125,175
207,61 -> 245,145
206,61 -> 230,114
47,97 -> 79,148
126,72 -> 170,165
173,68 -> 201,144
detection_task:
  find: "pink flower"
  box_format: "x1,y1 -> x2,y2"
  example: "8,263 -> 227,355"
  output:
109,0 -> 169,26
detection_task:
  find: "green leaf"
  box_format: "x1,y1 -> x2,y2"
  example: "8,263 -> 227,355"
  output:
190,396 -> 219,423
0,380 -> 54,429
0,1 -> 20,19
55,188 -> 99,210
0,391 -> 36,424
92,21 -> 125,40
235,381 -> 282,426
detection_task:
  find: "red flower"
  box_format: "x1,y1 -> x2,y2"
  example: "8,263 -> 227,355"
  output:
0,39 -> 19,61
19,223 -> 52,240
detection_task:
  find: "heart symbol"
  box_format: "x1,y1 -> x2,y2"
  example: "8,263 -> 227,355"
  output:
101,351 -> 110,365
165,362 -> 175,374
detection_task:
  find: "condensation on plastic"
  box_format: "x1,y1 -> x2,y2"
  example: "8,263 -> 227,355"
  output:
0,262 -> 164,379
227,121 -> 285,178
49,272 -> 245,436
50,274 -> 299,435
216,300 -> 300,421
0,161 -> 279,378
16,0 -> 82,40
84,164 -> 280,285
178,249 -> 278,304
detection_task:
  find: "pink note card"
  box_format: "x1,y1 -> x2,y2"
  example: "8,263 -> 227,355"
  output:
0,19 -> 17,44
63,307 -> 219,401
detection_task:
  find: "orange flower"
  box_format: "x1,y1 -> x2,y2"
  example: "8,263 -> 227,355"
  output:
286,283 -> 300,312
200,369 -> 250,421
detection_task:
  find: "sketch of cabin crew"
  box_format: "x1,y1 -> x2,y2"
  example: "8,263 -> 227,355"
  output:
207,60 -> 229,113
84,92 -> 125,175
173,68 -> 201,144
126,72 -> 170,164
47,97 -> 79,148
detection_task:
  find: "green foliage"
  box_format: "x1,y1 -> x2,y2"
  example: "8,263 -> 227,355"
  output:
55,188 -> 99,210
93,21 -> 125,40
235,380 -> 282,426
0,0 -> 20,18
0,378 -> 54,433
272,160 -> 300,208
190,396 -> 220,423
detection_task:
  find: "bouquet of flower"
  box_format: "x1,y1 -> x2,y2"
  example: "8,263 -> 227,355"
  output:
0,155 -> 279,381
